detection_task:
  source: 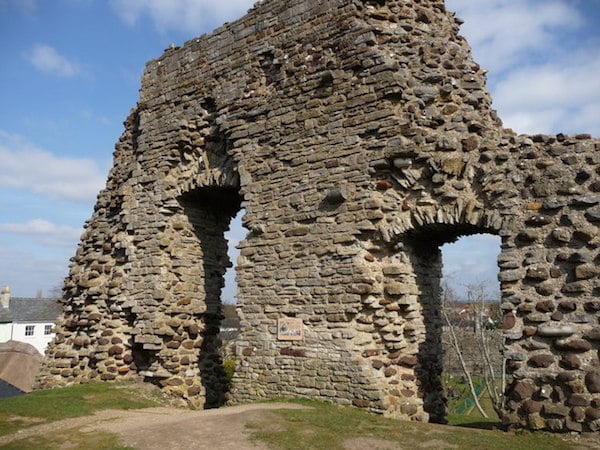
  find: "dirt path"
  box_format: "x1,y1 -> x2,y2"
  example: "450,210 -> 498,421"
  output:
4,402 -> 600,449
0,403 -> 310,449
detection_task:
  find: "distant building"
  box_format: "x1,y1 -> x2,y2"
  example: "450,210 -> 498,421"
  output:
218,317 -> 241,358
0,285 -> 62,355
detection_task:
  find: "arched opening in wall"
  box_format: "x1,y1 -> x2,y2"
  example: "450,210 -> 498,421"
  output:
400,225 -> 502,423
440,233 -> 503,421
223,210 -> 244,304
177,187 -> 242,408
220,209 -> 245,365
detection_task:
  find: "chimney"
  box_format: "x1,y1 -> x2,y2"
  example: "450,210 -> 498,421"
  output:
1,285 -> 10,309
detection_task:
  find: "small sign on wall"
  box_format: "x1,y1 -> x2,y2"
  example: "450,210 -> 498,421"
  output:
277,318 -> 303,341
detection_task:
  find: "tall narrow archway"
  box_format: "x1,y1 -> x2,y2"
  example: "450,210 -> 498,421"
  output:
179,188 -> 242,407
402,224 -> 502,423
347,218 -> 504,423
440,233 -> 503,419
223,210 -> 245,305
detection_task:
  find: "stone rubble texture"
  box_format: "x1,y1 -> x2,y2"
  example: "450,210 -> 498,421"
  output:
36,0 -> 600,432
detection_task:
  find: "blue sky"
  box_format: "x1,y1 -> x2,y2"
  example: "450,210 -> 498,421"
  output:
0,0 -> 598,300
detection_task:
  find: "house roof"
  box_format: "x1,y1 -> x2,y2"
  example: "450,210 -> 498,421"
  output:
8,297 -> 62,322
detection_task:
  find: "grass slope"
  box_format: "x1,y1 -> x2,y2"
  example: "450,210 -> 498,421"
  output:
0,382 -> 164,446
0,384 -> 593,449
248,399 -> 578,450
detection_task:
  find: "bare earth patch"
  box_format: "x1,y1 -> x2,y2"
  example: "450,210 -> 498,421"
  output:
343,437 -> 400,449
0,403 -> 309,450
5,416 -> 45,426
419,439 -> 458,448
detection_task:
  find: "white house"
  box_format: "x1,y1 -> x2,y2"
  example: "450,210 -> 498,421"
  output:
0,285 -> 62,355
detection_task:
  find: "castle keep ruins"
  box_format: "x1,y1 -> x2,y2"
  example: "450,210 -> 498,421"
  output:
38,0 -> 600,432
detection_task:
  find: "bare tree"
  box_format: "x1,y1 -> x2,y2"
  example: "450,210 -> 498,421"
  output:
441,283 -> 488,417
441,281 -> 505,419
467,283 -> 505,416
50,284 -> 64,298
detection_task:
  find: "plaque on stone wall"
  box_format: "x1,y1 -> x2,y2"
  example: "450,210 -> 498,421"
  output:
277,318 -> 303,341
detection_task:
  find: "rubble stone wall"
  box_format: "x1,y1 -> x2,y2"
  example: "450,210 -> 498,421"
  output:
37,0 -> 600,432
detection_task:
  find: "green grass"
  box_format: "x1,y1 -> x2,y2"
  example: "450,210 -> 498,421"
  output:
0,382 -> 163,437
247,399 -> 576,450
222,358 -> 235,381
0,387 -> 588,450
445,374 -> 502,420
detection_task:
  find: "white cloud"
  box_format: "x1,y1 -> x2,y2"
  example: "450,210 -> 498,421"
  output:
0,244 -> 69,297
0,219 -> 82,242
0,131 -> 105,203
109,0 -> 255,34
493,55 -> 600,135
446,0 -> 582,74
25,44 -> 80,77
472,234 -> 502,244
0,220 -> 81,296
442,234 -> 501,300
446,0 -> 599,137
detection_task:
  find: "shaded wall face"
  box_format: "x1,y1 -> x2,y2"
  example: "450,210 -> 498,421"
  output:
410,242 -> 445,423
36,0 -> 600,432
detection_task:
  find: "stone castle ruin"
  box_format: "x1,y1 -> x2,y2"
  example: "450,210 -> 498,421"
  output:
38,0 -> 600,432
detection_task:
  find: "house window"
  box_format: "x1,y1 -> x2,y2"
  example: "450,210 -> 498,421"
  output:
25,325 -> 35,336
44,324 -> 53,335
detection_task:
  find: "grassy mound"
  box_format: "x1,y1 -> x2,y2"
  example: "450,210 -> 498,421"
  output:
0,382 -> 164,437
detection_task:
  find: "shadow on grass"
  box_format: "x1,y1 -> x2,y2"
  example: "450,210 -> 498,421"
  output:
446,412 -> 502,431
452,421 -> 501,431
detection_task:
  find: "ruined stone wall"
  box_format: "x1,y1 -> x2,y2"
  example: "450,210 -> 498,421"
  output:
37,0 -> 600,432
495,134 -> 600,432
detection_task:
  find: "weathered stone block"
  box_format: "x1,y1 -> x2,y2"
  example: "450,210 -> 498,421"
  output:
535,300 -> 555,312
498,270 -> 522,282
585,371 -> 600,393
503,313 -> 516,330
567,394 -> 590,406
512,381 -> 536,401
522,399 -> 542,413
543,403 -> 570,417
560,354 -> 582,370
554,339 -> 592,353
587,408 -> 600,420
528,354 -> 555,368
527,268 -> 550,281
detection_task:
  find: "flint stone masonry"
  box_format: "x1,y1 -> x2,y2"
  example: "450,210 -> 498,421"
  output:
36,0 -> 600,432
